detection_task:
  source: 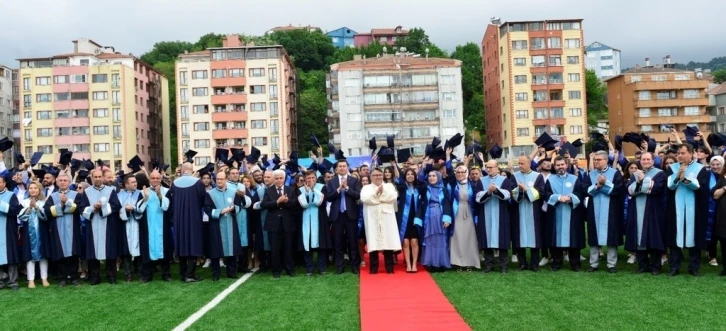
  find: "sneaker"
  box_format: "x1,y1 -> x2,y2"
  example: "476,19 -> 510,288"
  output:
627,254 -> 636,264
580,255 -> 587,261
220,261 -> 226,267
511,255 -> 519,264
202,260 -> 211,268
661,256 -> 668,265
710,258 -> 718,267
480,255 -> 485,262
538,257 -> 549,267
494,250 -> 500,258
564,254 -> 570,262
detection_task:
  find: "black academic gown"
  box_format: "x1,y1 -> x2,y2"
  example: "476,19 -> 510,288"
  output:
584,170 -> 624,247
473,177 -> 511,250
138,192 -> 174,264
624,171 -> 667,251
168,176 -> 208,257
0,193 -> 21,265
203,191 -> 242,259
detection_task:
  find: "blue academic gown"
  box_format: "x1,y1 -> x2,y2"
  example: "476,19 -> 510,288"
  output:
625,168 -> 667,252
79,185 -> 122,261
252,184 -> 271,252
204,187 -> 241,259
475,176 -> 511,250
585,167 -> 623,247
169,175 -> 208,257
544,174 -> 585,249
227,181 -> 253,248
297,183 -> 332,251
19,198 -> 50,262
0,190 -> 21,266
511,171 -> 545,249
117,189 -> 143,257
665,161 -> 710,249
137,187 -> 172,263
45,190 -> 82,261
396,182 -> 421,243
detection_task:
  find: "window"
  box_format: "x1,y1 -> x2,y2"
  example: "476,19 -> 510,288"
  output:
54,93 -> 70,101
547,37 -> 561,48
683,89 -> 699,99
91,126 -> 108,135
53,75 -> 68,84
568,91 -> 581,99
548,55 -> 562,66
569,108 -> 582,117
92,91 -> 108,100
93,108 -> 108,117
534,91 -> 547,101
270,102 -> 278,116
516,128 -> 530,136
564,39 -> 580,48
252,137 -> 267,146
193,122 -> 209,131
549,73 -> 563,83
228,69 -> 244,77
512,40 -> 528,50
441,92 -> 455,101
411,74 -> 438,86
639,91 -> 651,100
250,85 -> 265,94
380,36 -> 388,42
631,76 -> 642,83
113,143 -> 122,156
570,125 -> 583,134
92,74 -> 107,83
674,74 -> 690,81
111,73 -> 120,86
656,91 -> 676,100
249,68 -> 265,77
546,22 -> 561,30
179,71 -> 188,85
567,56 -> 580,64
514,75 -> 527,84
535,108 -> 548,119
269,85 -> 278,98
658,108 -> 676,116
111,91 -> 120,104
36,111 -> 52,120
719,107 -> 725,116
192,70 -> 208,79
194,157 -> 211,166
442,109 -> 456,118
568,73 -> 580,82
515,92 -> 528,101
550,108 -> 564,118
37,128 -> 52,137
684,107 -> 700,115
531,38 -> 545,49
440,75 -> 455,85
641,125 -> 653,133
515,110 -> 529,119
193,105 -> 208,114
37,145 -> 53,153
651,75 -> 666,82
251,103 -> 266,111
211,69 -> 226,78
36,93 -> 52,102
35,77 -> 51,85
192,88 -> 208,96
179,106 -> 189,119
113,125 -> 122,137
94,143 -> 110,152
179,88 -> 188,101
531,55 -> 545,67
562,22 -> 581,30
73,109 -> 89,118
251,120 -> 267,129
194,139 -> 210,148
74,144 -> 90,152
56,110 -> 70,118
181,124 -> 189,137
268,68 -> 278,81
514,58 -> 526,66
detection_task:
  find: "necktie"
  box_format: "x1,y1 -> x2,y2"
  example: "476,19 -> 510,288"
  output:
340,177 -> 346,213
278,188 -> 283,196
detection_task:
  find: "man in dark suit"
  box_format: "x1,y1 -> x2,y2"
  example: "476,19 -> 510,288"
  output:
325,159 -> 362,274
261,169 -> 298,278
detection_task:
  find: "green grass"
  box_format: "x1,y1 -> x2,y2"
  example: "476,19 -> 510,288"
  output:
190,268 -> 360,331
433,251 -> 726,331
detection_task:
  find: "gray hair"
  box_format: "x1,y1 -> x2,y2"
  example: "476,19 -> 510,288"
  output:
272,169 -> 286,177
594,150 -> 609,159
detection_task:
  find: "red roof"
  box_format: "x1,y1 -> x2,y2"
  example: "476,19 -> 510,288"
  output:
96,53 -> 132,59
708,82 -> 726,95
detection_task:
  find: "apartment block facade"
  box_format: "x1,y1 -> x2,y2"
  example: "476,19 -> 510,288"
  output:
0,65 -> 13,165
585,41 -> 621,80
175,35 -> 297,167
709,83 -> 726,134
17,39 -> 171,170
354,26 -> 408,47
606,66 -> 711,156
483,19 -> 587,158
327,56 -> 465,158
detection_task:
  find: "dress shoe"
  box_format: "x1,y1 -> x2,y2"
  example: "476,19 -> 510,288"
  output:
184,277 -> 199,283
140,278 -> 151,284
669,269 -> 679,277
306,272 -> 313,277
500,268 -> 508,274
651,270 -> 661,276
587,267 -> 598,272
550,266 -> 561,272
633,268 -> 648,274
212,276 -> 220,282
58,280 -> 67,288
386,270 -> 394,274
369,269 -> 378,275
335,269 -> 345,275
483,266 -> 493,273
319,271 -> 327,276
272,274 -> 281,279
689,270 -> 701,277
608,268 -> 617,274
71,280 -> 81,286
287,272 -> 296,277
352,268 -> 359,275
518,265 -> 528,271
108,278 -> 117,284
530,266 -> 539,272
572,267 -> 582,272
227,273 -> 238,279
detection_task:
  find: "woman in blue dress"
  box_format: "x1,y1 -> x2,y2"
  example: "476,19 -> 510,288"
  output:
19,181 -> 50,288
414,171 -> 453,271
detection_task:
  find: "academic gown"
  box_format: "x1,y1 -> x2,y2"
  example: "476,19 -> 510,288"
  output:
475,176 -> 512,250
584,167 -> 624,247
19,198 -> 50,262
624,168 -> 667,251
252,184 -> 271,252
511,171 -> 545,249
137,187 -> 173,263
45,190 -> 82,261
0,190 -> 21,266
204,187 -> 242,259
168,175 -> 208,257
665,162 -> 710,249
78,185 -> 122,261
117,189 -> 143,257
297,183 -> 332,251
227,182 -> 253,248
396,182 -> 422,243
360,183 -> 402,252
543,174 -> 586,249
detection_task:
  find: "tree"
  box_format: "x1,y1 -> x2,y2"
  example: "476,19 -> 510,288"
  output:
297,87 -> 328,153
713,69 -> 726,84
585,69 -> 608,128
450,43 -> 483,105
464,93 -> 485,144
268,30 -> 337,71
139,41 -> 193,65
191,33 -> 224,51
394,27 -> 448,57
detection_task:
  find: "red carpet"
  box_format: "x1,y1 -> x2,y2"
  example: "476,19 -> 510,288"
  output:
359,253 -> 471,331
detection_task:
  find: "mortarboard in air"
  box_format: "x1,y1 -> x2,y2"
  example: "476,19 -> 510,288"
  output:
683,125 -> 700,146
82,159 -> 95,171
96,159 -> 105,168
377,147 -> 395,163
77,170 -> 89,182
572,139 -> 584,148
70,158 -> 81,172
319,158 -> 334,173
215,148 -> 229,162
289,151 -> 299,160
593,141 -> 608,153
559,143 -> 578,158
59,150 -> 72,166
44,166 -> 59,177
447,133 -> 463,149
589,131 -> 604,141
161,164 -> 169,172
430,147 -> 446,162
14,151 -> 25,165
231,148 -> 245,162
397,148 -> 412,163
184,150 -> 198,164
152,159 -> 161,170
386,135 -> 395,149
431,137 -> 441,149
646,138 -> 657,153
30,152 -> 44,167
327,142 -> 336,156
310,135 -> 321,148
272,154 -> 281,165
622,132 -> 643,147
425,144 -> 433,157
614,135 -> 623,151
334,149 -> 346,161
245,154 -> 258,164
535,132 -> 558,151
127,155 -> 143,173
246,146 -> 261,164
369,137 -> 377,156
198,162 -> 215,176
32,169 -> 46,179
707,132 -> 726,147
489,144 -> 503,159
0,137 -> 13,152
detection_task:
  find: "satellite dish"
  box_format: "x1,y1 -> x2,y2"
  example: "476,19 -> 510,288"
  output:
696,72 -> 703,78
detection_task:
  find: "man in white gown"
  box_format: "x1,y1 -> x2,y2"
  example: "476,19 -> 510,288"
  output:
360,168 -> 401,274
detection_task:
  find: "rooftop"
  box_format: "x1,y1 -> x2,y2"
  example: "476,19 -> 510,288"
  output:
708,82 -> 726,95
623,66 -> 690,74
498,18 -> 583,26
332,56 -> 460,71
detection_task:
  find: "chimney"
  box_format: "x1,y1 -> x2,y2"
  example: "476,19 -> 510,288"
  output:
222,34 -> 242,48
645,58 -> 650,66
665,55 -> 671,64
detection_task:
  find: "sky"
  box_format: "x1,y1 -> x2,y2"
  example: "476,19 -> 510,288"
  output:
1,0 -> 725,69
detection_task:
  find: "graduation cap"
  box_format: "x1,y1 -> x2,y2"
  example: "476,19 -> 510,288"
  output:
231,148 -> 245,162
431,137 -> 442,149
425,144 -> 433,157
197,162 -> 215,176
614,135 -> 623,151
593,141 -> 608,153
377,147 -> 395,163
95,159 -> 105,168
14,151 -> 25,165
369,137 -> 377,155
287,151 -> 299,172
589,131 -> 604,141
558,143 -> 578,158
446,133 -> 463,150
430,147 -> 445,162
127,155 -> 143,173
489,144 -> 503,159
310,135 -> 321,148
535,132 -> 558,151
246,146 -> 261,164
622,132 -> 643,148
215,148 -> 229,162
56,150 -> 71,166
319,158 -> 334,173
161,163 -> 170,172
647,138 -> 656,153
397,148 -> 412,163
223,158 -> 237,169
77,170 -> 89,182
32,169 -> 46,179
82,159 -> 95,171
683,125 -> 700,146
572,139 -> 584,148
0,137 -> 13,152
707,133 -> 726,147
184,150 -> 198,164
327,142 -> 336,156
386,135 -> 395,149
29,152 -> 44,167
272,154 -> 281,165
70,158 -> 82,172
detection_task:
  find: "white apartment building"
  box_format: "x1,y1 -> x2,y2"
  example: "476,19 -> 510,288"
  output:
0,65 -> 16,165
585,41 -> 621,80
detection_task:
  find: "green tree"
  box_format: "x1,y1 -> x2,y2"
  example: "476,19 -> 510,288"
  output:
191,33 -> 224,51
139,41 -> 193,65
464,93 -> 485,143
450,43 -> 484,143
297,87 -> 328,153
269,30 -> 336,71
394,27 -> 448,57
713,69 -> 726,84
585,69 -> 608,128
239,34 -> 276,46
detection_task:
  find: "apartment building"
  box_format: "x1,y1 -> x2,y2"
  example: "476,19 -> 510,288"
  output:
0,65 -> 14,165
354,26 -> 408,47
326,27 -> 357,48
585,41 -> 621,80
606,60 -> 711,156
17,38 -> 171,170
175,34 -> 297,167
709,83 -> 726,133
327,54 -> 465,157
482,18 -> 587,158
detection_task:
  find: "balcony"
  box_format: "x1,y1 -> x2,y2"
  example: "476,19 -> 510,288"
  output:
212,128 -> 248,140
211,92 -> 247,105
111,81 -> 121,89
632,80 -> 709,91
635,114 -> 712,126
211,111 -> 247,122
210,76 -> 246,88
634,98 -> 710,108
530,65 -> 564,74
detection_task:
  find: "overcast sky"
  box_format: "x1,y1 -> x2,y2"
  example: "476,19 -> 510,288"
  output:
2,0 -> 724,69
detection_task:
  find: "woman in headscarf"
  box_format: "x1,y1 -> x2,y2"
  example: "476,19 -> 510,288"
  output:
448,165 -> 481,271
414,171 -> 452,271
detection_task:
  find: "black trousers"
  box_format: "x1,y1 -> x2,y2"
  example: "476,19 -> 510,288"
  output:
237,247 -> 249,272
210,257 -> 237,279
517,248 -> 540,269
303,249 -> 328,273
141,258 -> 170,281
121,255 -> 140,278
332,214 -> 359,271
268,230 -> 295,275
178,256 -> 198,280
670,247 -> 701,272
55,257 -> 79,281
484,249 -> 508,269
88,259 -> 117,284
551,248 -> 581,270
636,249 -> 663,271
718,236 -> 726,272
369,250 -> 394,273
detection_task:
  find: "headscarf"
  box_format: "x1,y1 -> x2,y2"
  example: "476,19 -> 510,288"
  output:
427,170 -> 443,189
455,165 -> 468,185
710,156 -> 724,169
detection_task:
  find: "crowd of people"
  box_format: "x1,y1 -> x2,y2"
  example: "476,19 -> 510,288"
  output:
0,127 -> 725,290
